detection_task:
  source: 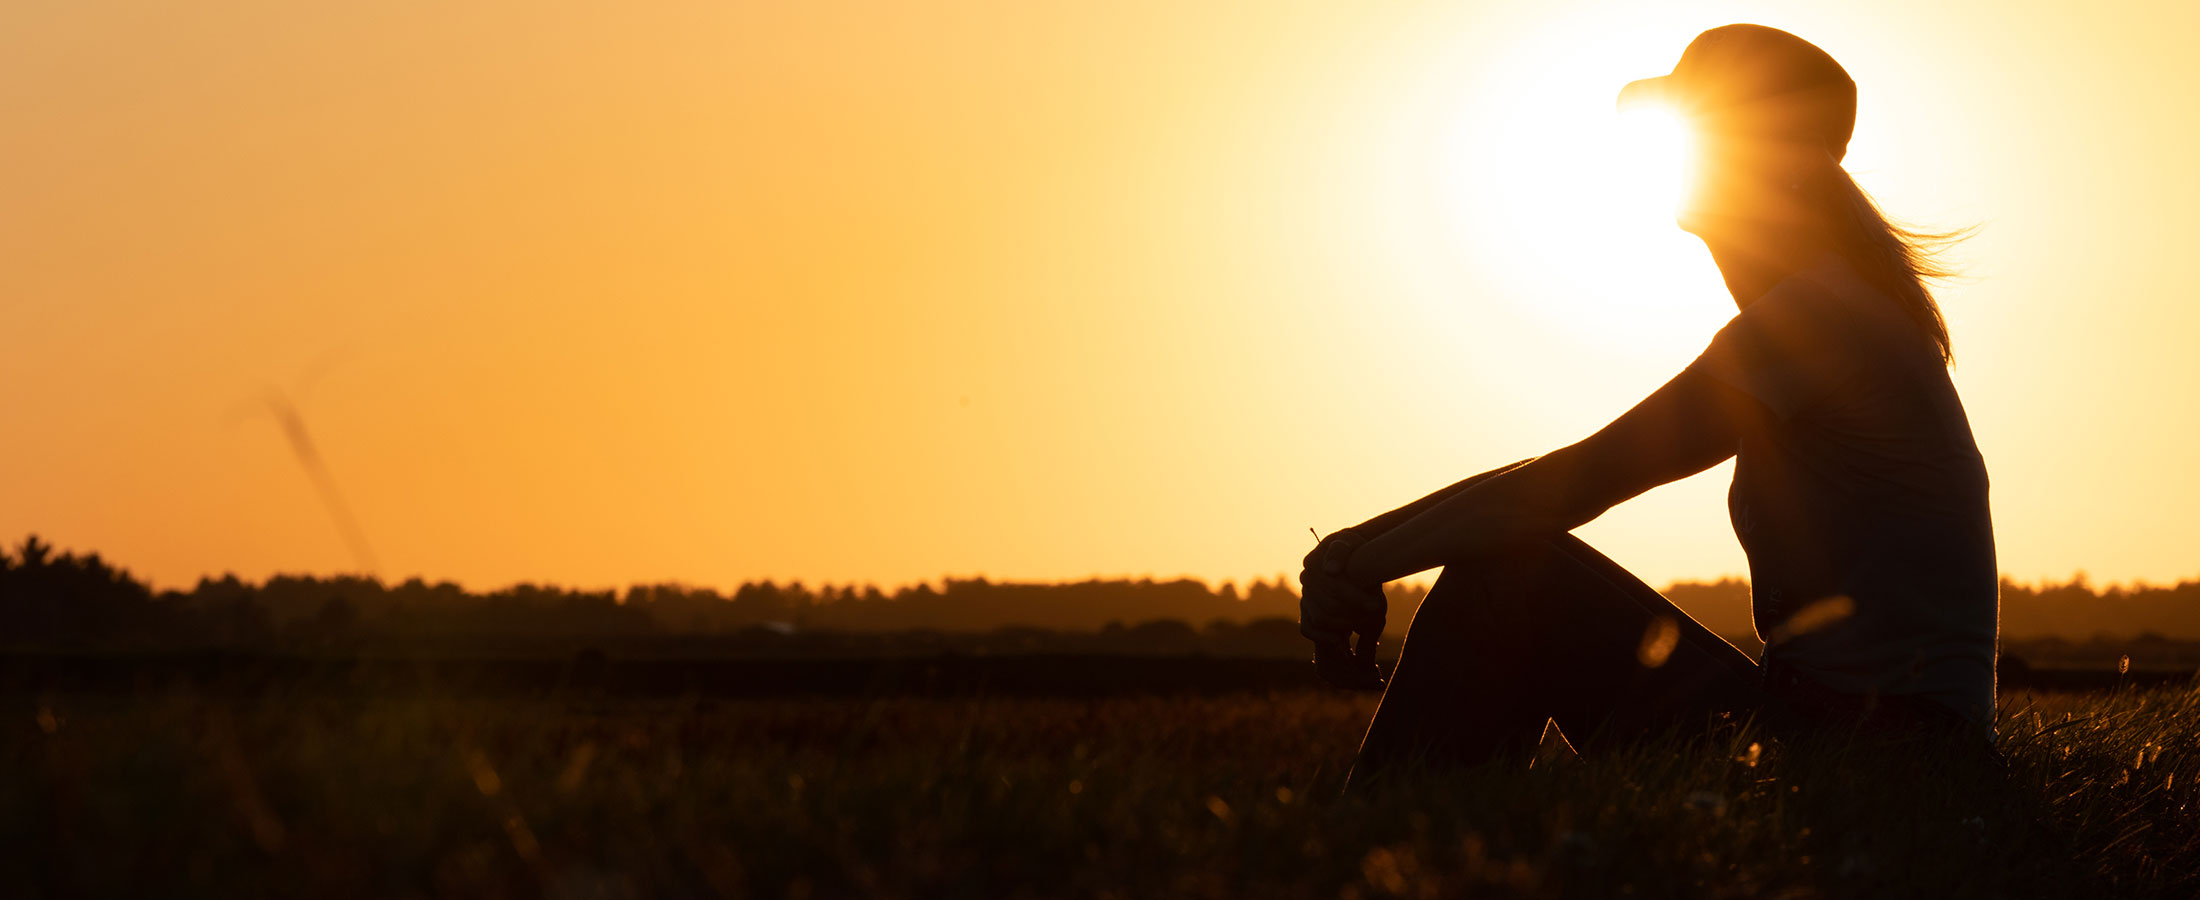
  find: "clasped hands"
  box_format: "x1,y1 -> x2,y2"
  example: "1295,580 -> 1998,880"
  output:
1299,527 -> 1388,691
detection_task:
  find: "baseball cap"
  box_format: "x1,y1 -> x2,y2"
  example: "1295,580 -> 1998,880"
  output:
1618,24 -> 1857,164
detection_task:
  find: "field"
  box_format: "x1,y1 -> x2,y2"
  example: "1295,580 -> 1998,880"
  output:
6,665 -> 2198,900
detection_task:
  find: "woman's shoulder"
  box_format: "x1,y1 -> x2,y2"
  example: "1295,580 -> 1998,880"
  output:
1793,255 -> 1934,342
1745,254 -> 1941,365
1694,254 -> 1946,419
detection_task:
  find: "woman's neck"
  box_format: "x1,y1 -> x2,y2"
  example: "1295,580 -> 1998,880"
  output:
1701,224 -> 1838,310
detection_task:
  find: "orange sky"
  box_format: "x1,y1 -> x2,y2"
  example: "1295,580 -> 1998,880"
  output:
6,0 -> 2198,596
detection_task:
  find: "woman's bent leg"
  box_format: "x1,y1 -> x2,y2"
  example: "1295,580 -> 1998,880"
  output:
1349,535 -> 1760,785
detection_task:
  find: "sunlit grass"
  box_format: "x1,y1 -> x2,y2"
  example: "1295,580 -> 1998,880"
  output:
6,685 -> 2197,897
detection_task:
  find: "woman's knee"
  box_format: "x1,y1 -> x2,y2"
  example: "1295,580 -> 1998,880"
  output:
1419,538 -> 1607,609
1401,543 -> 1575,642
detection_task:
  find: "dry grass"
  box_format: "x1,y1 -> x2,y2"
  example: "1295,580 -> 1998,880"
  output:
4,682 -> 2196,898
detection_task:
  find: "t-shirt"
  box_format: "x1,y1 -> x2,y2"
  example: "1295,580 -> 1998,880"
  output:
1686,253 -> 1998,726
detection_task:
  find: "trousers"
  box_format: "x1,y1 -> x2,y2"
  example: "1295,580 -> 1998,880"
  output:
1349,533 -> 1978,785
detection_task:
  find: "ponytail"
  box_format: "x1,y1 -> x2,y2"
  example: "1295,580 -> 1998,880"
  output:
1824,170 -> 1968,364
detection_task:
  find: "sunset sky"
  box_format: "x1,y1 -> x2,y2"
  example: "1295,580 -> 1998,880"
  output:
6,0 -> 2197,600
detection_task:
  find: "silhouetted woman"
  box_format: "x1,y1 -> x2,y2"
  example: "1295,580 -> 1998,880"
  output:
1298,25 -> 1996,782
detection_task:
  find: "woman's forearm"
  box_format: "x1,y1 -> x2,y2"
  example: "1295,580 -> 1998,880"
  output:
1332,365 -> 1750,584
1343,458 -> 1535,539
1341,452 -> 1589,584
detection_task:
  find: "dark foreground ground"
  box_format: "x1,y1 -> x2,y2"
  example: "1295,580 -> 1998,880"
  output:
4,659 -> 2197,898
1,651 -> 2185,699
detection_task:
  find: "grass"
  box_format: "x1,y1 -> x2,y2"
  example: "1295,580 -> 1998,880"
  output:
4,682 -> 2197,898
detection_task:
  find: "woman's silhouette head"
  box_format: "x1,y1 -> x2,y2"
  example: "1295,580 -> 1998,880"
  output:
1621,25 -> 1855,237
1622,24 -> 1855,163
1622,24 -> 1962,362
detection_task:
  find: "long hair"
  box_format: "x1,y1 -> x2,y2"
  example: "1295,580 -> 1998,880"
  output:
1821,168 -> 1969,364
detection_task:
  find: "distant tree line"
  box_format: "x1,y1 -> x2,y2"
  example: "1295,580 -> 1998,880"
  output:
0,535 -> 1421,654
4,535 -> 2198,656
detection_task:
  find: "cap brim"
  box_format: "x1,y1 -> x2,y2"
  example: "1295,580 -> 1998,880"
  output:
1617,75 -> 1677,113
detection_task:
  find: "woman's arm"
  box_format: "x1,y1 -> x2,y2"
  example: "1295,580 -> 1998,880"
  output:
1341,366 -> 1760,585
1337,458 -> 1537,540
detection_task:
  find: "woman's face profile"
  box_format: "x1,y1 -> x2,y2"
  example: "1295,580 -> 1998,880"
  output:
1629,28 -> 1854,244
1672,125 -> 1822,240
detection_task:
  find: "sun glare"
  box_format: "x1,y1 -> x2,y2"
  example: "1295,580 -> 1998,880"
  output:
1429,33 -> 1732,363
1615,105 -> 1694,220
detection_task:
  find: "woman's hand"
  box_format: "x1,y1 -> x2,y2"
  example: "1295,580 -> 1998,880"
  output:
1300,568 -> 1387,690
1301,529 -> 1387,690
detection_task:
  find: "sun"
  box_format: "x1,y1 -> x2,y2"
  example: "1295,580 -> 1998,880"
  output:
1612,106 -> 1696,221
1427,33 -> 1735,363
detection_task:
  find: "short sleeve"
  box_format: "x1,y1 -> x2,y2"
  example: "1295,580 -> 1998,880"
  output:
1685,281 -> 1853,421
